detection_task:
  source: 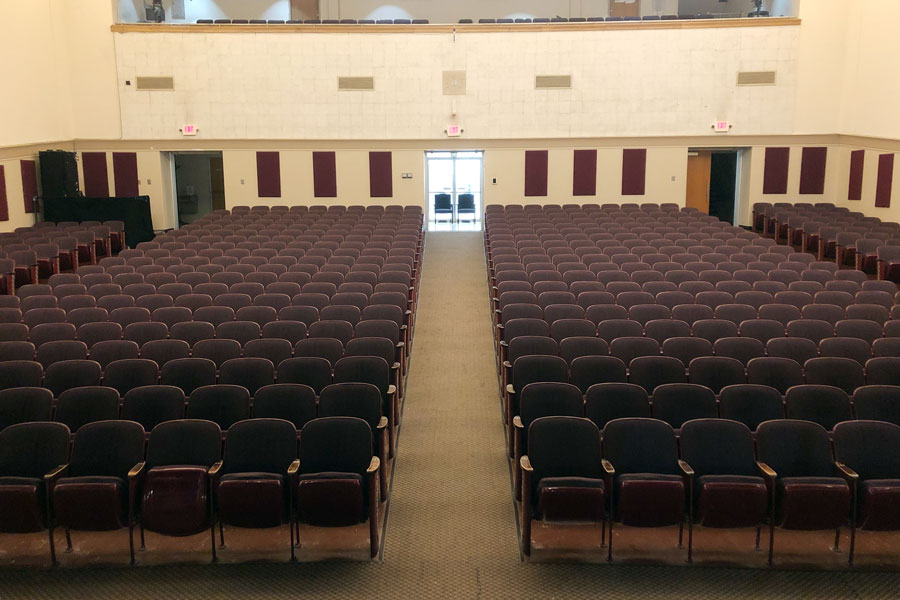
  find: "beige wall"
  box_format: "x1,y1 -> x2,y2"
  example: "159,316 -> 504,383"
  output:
0,1 -> 73,146
839,1 -> 900,140
62,1 -> 122,141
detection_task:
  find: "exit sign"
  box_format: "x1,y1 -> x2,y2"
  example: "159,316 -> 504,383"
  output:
713,120 -> 731,133
182,124 -> 198,136
446,124 -> 461,137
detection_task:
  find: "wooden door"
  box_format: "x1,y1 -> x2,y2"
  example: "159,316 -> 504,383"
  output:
609,0 -> 640,18
209,156 -> 226,211
685,152 -> 712,214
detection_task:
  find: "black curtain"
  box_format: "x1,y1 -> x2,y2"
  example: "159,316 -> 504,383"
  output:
41,196 -> 155,245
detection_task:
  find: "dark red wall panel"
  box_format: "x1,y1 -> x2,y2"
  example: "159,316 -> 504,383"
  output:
573,149 -> 597,196
0,166 -> 8,222
762,147 -> 790,195
875,153 -> 895,208
621,149 -> 646,196
82,152 -> 109,197
848,149 -> 865,201
112,152 -> 139,197
524,150 -> 548,197
369,152 -> 393,198
313,151 -> 337,198
799,147 -> 827,195
20,160 -> 37,214
256,152 -> 282,198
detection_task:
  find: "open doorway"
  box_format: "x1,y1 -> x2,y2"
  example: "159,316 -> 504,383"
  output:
173,152 -> 225,227
425,151 -> 484,231
685,149 -> 740,225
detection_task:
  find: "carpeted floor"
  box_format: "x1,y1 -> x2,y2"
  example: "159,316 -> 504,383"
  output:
2,232 -> 900,598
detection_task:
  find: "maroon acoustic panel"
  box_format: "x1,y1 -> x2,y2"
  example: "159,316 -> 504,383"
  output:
621,149 -> 646,196
848,149 -> 865,201
875,153 -> 895,208
524,150 -> 548,197
369,152 -> 392,198
573,149 -> 597,196
256,152 -> 281,198
312,152 -> 337,198
20,160 -> 38,214
762,147 -> 790,194
0,165 -> 7,221
798,147 -> 827,195
112,152 -> 139,197
81,152 -> 109,197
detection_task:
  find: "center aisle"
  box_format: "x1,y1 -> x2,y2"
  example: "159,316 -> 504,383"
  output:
383,231 -> 520,594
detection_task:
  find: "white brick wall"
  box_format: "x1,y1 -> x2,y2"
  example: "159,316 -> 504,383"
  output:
114,25 -> 800,140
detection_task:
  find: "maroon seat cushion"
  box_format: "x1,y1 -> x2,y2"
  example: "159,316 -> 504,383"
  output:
858,479 -> 900,531
141,466 -> 210,536
617,473 -> 684,527
697,474 -> 767,528
217,472 -> 284,528
297,472 -> 364,526
0,476 -> 45,532
777,476 -> 850,530
53,476 -> 127,530
537,476 -> 605,522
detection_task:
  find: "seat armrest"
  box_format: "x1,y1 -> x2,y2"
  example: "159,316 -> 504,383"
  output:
678,459 -> 694,478
506,384 -> 515,396
396,341 -> 405,349
835,462 -> 859,482
503,360 -> 511,370
128,461 -> 146,480
601,459 -> 615,476
392,362 -> 401,370
512,416 -> 524,430
209,460 -> 223,479
287,459 -> 301,476
44,463 -> 68,485
756,461 -> 776,479
367,456 -> 381,474
387,385 -> 397,396
377,416 -> 388,430
499,340 -> 508,348
520,455 -> 533,472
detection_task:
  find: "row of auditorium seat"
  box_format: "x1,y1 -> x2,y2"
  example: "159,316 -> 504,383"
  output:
504,351 -> 900,453
0,220 -> 125,291
195,18 -> 429,24
520,415 -> 894,565
0,416 -> 381,564
752,202 -> 900,282
192,13 -> 773,25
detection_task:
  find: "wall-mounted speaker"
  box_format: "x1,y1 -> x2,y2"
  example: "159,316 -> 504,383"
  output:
39,150 -> 80,199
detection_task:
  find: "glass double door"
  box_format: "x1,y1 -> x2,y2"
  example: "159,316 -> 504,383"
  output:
426,151 -> 483,226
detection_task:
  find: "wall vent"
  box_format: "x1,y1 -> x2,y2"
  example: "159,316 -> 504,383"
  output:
736,71 -> 776,86
338,76 -> 375,91
535,75 -> 572,89
135,76 -> 174,90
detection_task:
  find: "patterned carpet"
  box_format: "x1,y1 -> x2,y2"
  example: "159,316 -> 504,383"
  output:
3,232 -> 900,599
